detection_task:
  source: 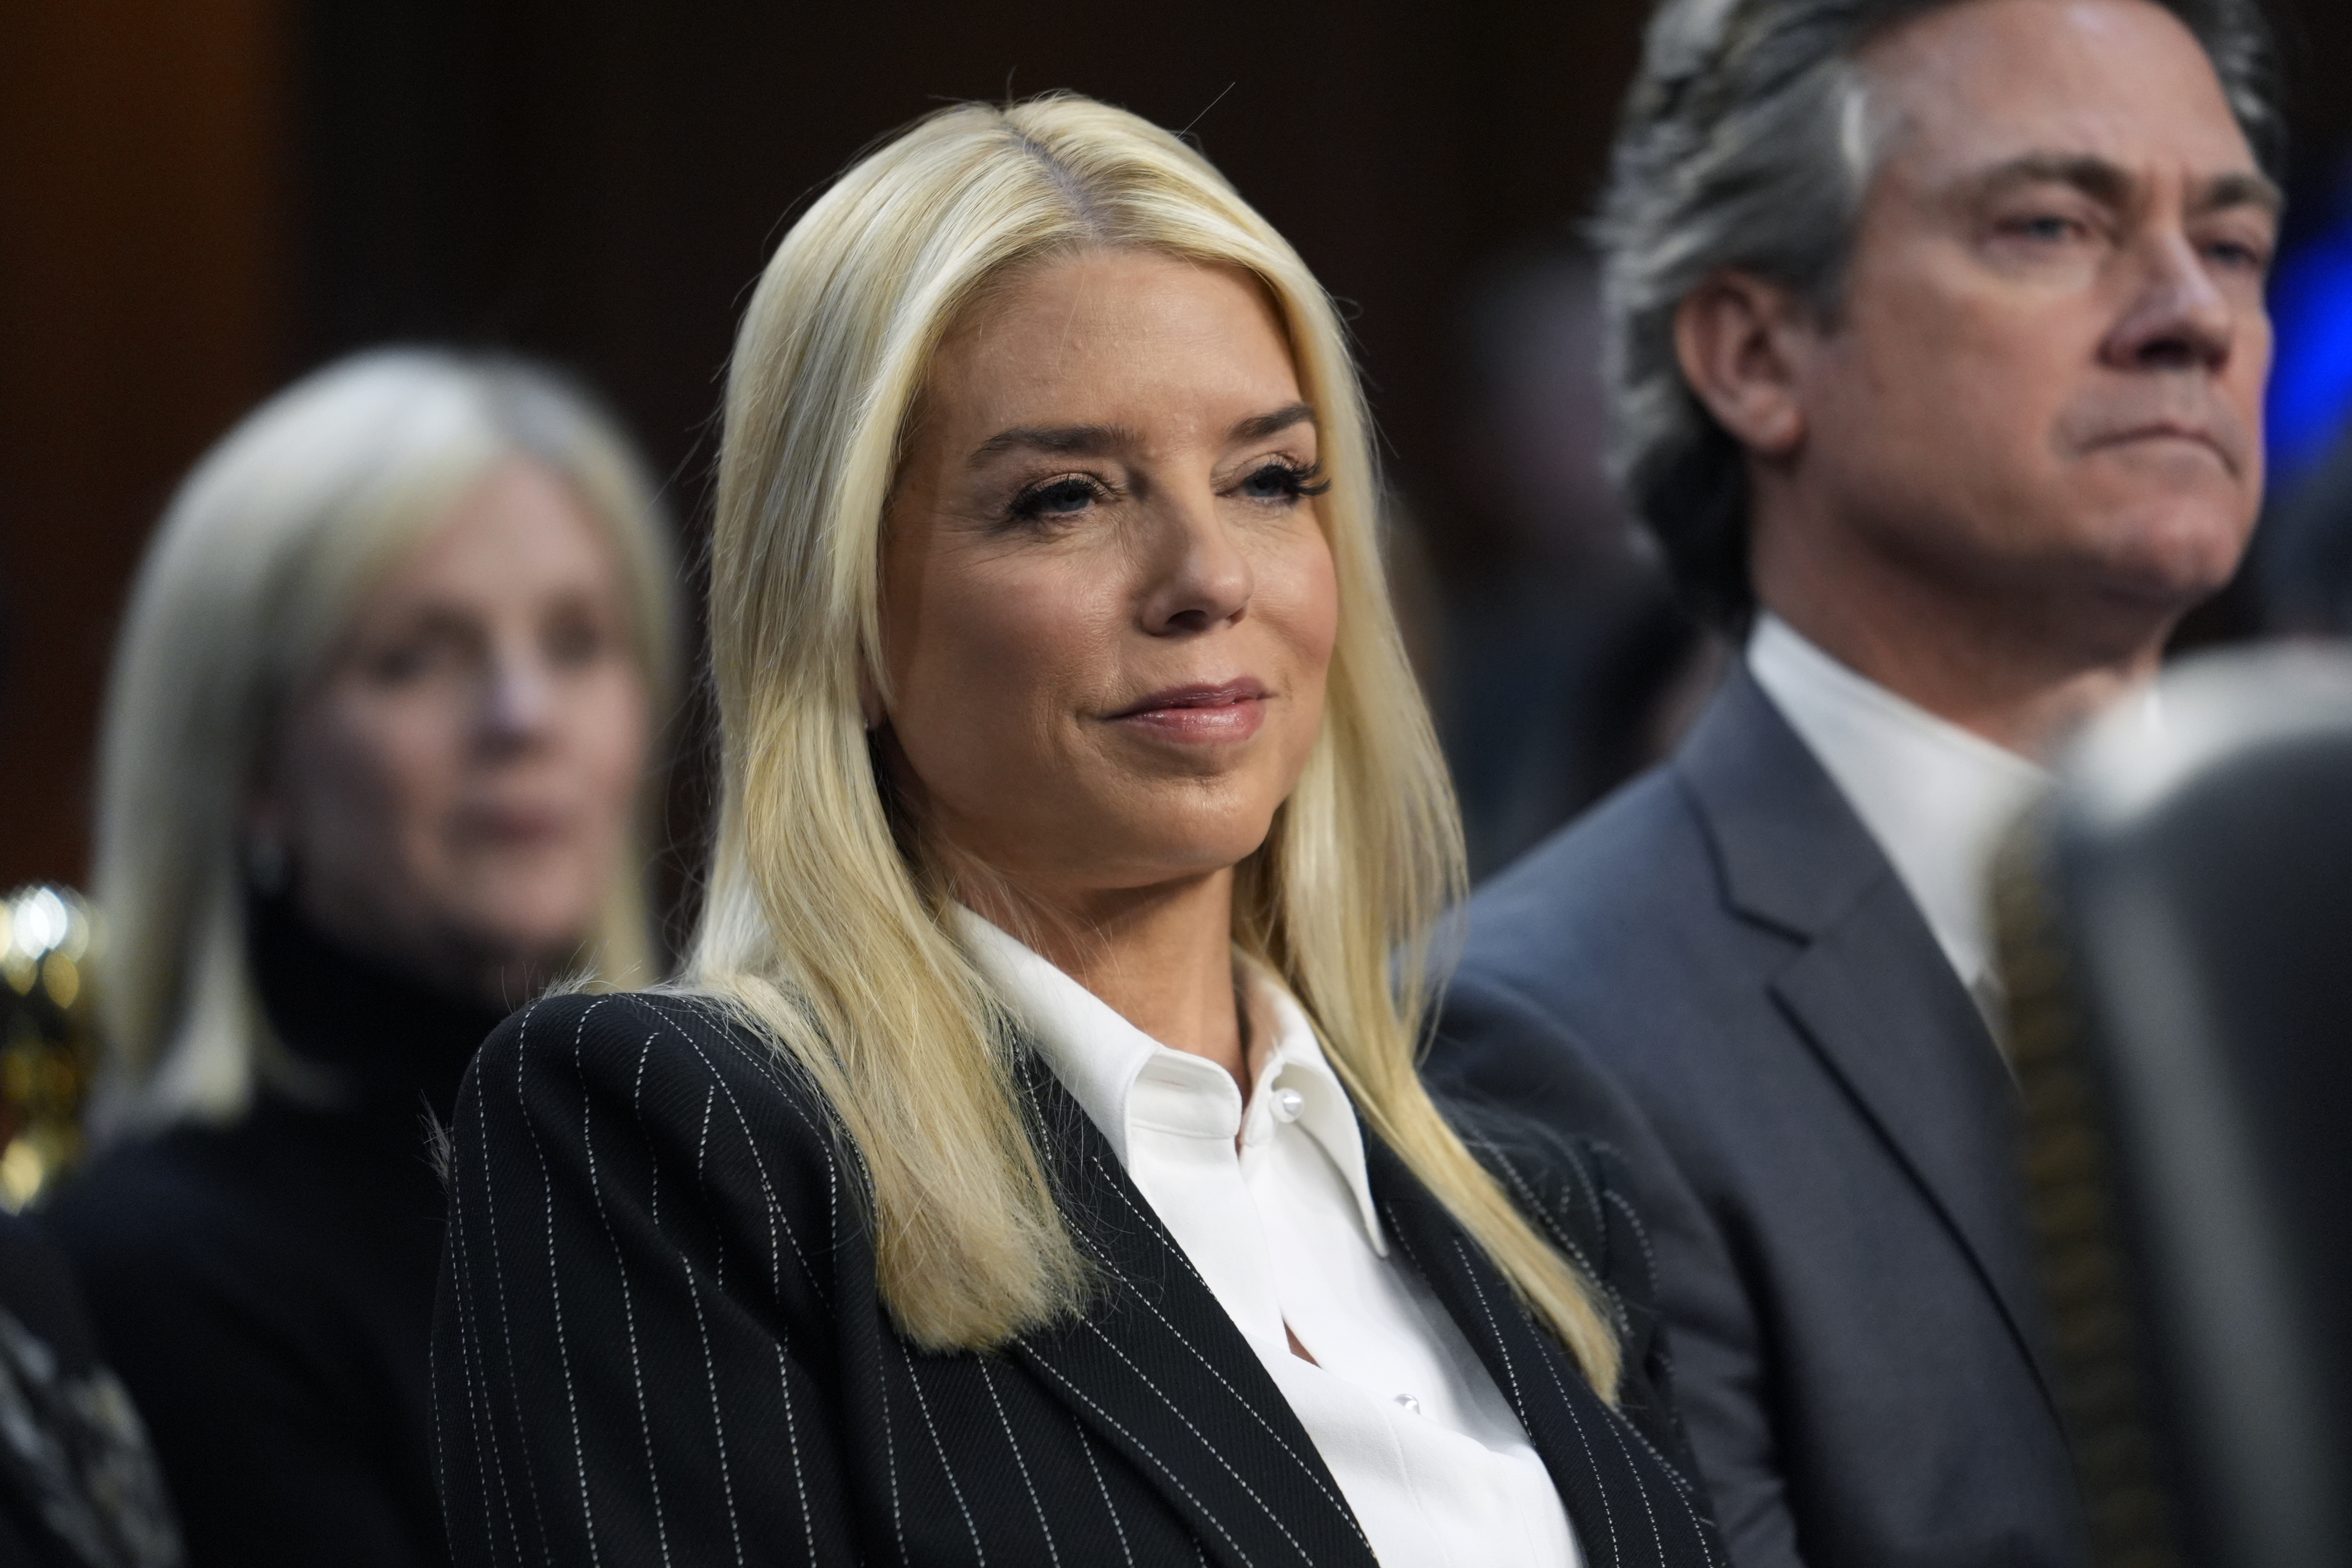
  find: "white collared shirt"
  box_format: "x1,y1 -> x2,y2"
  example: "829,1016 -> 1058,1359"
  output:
1747,613 -> 2052,1002
956,908 -> 1582,1568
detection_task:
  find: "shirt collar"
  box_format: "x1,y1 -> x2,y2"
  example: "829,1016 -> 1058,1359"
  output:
1746,613 -> 2051,987
952,905 -> 1386,1252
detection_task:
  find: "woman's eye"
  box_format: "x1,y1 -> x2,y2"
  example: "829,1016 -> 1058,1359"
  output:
1009,476 -> 1103,521
358,620 -> 474,685
546,622 -> 608,668
365,639 -> 442,684
368,648 -> 424,682
1237,460 -> 1328,504
543,605 -> 615,668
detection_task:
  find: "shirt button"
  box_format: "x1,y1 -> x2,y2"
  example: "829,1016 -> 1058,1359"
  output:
1393,1393 -> 1421,1414
1270,1087 -> 1305,1123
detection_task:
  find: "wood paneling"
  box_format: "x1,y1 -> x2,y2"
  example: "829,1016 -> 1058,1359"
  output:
0,0 -> 293,889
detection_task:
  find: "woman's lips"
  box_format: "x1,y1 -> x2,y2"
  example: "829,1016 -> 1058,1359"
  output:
459,804 -> 571,845
1107,679 -> 1270,744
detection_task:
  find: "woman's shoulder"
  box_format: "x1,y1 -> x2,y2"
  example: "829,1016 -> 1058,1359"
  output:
445,986 -> 857,1346
1440,1095 -> 1620,1216
1437,1094 -> 1656,1312
42,1122 -> 259,1277
38,1128 -> 320,1384
481,988 -> 808,1090
463,987 -> 848,1179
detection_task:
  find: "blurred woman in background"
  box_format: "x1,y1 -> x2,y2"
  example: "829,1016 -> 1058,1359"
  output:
44,350 -> 680,1568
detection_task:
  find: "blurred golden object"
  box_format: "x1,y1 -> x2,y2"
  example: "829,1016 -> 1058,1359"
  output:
0,884 -> 100,1211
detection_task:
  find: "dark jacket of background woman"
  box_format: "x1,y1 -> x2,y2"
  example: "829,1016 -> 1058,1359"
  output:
431,989 -> 1724,1567
44,895 -> 502,1568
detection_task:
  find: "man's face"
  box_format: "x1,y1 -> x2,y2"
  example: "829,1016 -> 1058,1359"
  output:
1784,0 -> 2276,622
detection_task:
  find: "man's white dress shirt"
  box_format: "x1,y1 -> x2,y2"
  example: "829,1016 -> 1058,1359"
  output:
1747,613 -> 2051,1010
956,908 -> 1583,1568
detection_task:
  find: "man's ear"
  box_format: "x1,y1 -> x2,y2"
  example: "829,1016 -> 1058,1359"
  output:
1674,272 -> 1811,458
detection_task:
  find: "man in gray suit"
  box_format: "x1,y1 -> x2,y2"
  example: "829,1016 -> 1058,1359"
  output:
1429,1 -> 2281,1565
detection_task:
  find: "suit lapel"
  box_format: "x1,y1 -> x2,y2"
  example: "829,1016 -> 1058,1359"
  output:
1366,1133 -> 1722,1568
1770,893 -> 2059,1408
1008,1056 -> 1379,1568
1681,666 -> 2061,1416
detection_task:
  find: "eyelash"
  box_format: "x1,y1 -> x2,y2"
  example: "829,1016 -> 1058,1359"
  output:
1006,473 -> 1114,523
1002,457 -> 1329,525
1243,457 -> 1331,503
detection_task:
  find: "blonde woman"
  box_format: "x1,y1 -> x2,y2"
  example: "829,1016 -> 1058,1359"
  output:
46,349 -> 679,1568
433,98 -> 1724,1568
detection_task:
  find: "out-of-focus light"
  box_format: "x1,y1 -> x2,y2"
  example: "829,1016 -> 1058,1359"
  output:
9,887 -> 67,958
0,884 -> 101,1211
2269,217 -> 2352,489
0,1141 -> 46,1210
41,954 -> 78,1011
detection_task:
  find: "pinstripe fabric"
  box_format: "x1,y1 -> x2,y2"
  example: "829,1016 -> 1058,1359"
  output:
431,991 -> 1725,1568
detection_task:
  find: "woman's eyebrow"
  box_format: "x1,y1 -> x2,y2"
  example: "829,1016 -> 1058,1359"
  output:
967,403 -> 1315,465
1231,402 -> 1316,442
967,423 -> 1139,464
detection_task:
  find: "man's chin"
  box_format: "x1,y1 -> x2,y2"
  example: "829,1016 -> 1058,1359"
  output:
2067,494 -> 2256,606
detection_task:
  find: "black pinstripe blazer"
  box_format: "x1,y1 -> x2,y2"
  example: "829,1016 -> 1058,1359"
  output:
431,990 -> 1726,1567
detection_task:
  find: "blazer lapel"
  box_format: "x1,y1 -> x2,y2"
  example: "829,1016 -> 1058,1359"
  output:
1680,666 -> 2061,1416
1366,1133 -> 1722,1568
1008,1056 -> 1379,1568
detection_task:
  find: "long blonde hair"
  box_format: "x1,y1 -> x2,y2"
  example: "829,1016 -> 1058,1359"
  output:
692,95 -> 1622,1394
94,348 -> 682,1135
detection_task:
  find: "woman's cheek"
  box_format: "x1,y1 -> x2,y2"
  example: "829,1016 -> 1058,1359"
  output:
1272,529 -> 1341,671
582,668 -> 652,787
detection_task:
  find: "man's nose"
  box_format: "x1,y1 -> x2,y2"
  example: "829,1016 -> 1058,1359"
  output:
2103,228 -> 2235,374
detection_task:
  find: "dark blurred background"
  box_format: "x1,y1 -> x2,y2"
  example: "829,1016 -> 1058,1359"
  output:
9,0 -> 2352,926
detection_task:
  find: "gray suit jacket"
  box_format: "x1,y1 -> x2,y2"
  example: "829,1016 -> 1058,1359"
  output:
1428,664 -> 2088,1568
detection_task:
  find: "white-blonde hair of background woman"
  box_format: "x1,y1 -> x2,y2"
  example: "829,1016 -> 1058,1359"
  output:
690,93 -> 1624,1395
94,348 -> 682,1137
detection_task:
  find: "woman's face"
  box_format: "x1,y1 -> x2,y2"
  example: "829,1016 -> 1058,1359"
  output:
258,458 -> 652,1001
881,248 -> 1339,908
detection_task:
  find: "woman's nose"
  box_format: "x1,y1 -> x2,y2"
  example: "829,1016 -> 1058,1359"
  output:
479,642 -> 555,743
1138,491 -> 1254,635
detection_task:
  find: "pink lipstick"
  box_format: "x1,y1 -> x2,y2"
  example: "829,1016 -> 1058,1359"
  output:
1107,679 -> 1270,744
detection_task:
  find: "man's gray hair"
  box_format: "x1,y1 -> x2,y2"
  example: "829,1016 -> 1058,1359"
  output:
1597,0 -> 2282,630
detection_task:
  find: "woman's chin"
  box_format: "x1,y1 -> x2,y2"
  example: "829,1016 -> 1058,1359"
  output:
435,890 -> 601,969
1075,820 -> 1280,893
954,809 -> 1276,906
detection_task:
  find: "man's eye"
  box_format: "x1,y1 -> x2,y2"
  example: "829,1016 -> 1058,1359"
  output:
2207,238 -> 2269,273
2006,214 -> 2080,243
